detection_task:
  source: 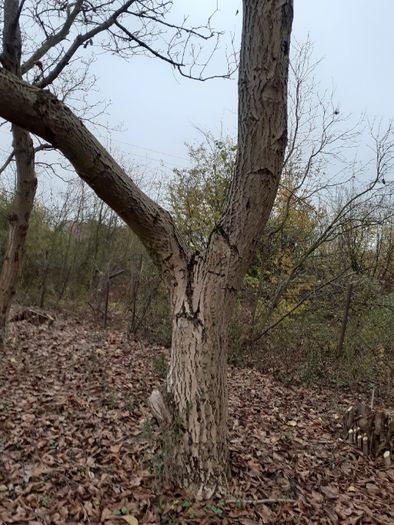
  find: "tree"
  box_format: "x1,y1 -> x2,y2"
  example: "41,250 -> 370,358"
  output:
0,0 -> 37,346
0,0 -> 294,492
0,0 -> 119,344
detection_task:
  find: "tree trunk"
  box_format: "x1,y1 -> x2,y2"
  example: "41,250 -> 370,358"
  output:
0,0 -> 37,346
336,281 -> 353,357
0,127 -> 36,346
0,0 -> 294,492
161,2 -> 294,490
164,255 -> 236,494
39,250 -> 49,308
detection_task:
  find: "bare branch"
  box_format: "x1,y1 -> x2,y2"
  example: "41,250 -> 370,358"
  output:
114,19 -> 184,69
21,0 -> 83,74
0,149 -> 14,175
36,0 -> 137,88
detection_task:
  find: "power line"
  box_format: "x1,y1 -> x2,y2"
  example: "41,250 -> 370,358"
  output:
111,137 -> 190,163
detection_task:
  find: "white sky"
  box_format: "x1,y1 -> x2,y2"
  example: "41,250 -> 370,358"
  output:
83,0 -> 394,184
2,0 -> 394,196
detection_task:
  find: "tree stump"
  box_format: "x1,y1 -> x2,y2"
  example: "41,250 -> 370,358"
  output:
342,401 -> 393,464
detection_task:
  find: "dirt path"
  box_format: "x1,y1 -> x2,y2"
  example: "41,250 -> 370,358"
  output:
0,318 -> 393,524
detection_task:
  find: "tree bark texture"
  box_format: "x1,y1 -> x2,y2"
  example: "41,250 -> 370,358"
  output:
0,0 -> 37,346
166,0 -> 293,490
0,0 -> 294,489
166,252 -> 236,493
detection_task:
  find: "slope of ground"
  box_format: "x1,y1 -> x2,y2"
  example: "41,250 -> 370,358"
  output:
0,317 -> 393,524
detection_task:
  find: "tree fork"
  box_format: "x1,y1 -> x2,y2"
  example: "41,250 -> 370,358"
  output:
0,0 -> 294,491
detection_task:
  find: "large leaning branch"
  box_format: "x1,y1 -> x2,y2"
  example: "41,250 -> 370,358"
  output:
0,67 -> 189,288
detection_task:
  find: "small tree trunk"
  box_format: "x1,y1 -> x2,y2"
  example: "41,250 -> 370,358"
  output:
0,126 -> 36,346
103,275 -> 110,329
336,281 -> 353,357
39,250 -> 49,308
0,0 -> 37,346
127,255 -> 143,335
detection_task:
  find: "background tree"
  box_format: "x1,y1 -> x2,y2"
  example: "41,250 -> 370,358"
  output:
0,0 -> 37,346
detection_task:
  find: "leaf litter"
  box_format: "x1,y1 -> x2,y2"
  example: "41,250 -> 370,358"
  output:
0,316 -> 392,524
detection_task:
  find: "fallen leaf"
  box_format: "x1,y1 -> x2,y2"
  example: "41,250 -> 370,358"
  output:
121,516 -> 138,525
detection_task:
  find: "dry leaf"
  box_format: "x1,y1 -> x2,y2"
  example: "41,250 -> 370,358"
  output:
1,319 -> 392,525
120,516 -> 138,525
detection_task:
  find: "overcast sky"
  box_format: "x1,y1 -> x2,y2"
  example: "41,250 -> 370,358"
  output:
1,0 -> 393,196
86,0 -> 394,182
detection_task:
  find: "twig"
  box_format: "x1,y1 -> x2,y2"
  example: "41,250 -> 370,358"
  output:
370,385 -> 375,410
226,498 -> 296,505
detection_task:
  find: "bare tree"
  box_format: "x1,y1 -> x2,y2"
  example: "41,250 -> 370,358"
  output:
0,0 -> 294,492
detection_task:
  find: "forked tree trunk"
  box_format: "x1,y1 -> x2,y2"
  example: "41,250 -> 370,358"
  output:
0,126 -> 36,346
0,0 -> 293,492
162,0 -> 294,490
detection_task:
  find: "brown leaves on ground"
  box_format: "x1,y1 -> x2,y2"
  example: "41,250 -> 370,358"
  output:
0,317 -> 393,524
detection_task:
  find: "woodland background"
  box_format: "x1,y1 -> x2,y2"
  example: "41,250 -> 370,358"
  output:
1,40 -> 394,402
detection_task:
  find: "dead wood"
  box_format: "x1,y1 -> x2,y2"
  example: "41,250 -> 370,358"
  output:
342,401 -> 393,460
9,308 -> 55,325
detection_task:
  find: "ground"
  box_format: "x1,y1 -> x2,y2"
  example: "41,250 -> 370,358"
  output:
0,316 -> 393,524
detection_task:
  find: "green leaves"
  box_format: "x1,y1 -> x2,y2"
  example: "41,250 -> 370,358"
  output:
168,134 -> 236,250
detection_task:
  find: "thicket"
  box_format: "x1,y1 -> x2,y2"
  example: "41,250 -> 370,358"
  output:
0,182 -> 170,344
1,129 -> 393,402
167,133 -> 394,401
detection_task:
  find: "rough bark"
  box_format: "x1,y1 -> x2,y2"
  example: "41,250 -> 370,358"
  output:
213,0 -> 293,284
0,0 -> 294,490
0,0 -> 37,346
162,1 -> 293,491
166,251 -> 235,494
0,126 -> 37,345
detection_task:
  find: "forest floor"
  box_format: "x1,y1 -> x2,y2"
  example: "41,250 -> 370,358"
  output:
0,315 -> 393,525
